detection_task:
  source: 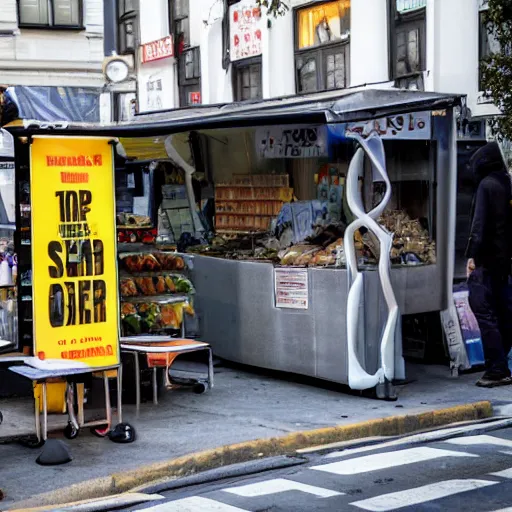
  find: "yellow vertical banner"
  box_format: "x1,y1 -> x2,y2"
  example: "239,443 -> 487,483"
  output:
30,137 -> 119,368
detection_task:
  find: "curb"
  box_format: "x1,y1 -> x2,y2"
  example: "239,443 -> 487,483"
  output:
9,400 -> 492,511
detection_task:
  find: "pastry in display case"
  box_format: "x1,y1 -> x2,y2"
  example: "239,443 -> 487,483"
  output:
118,251 -> 195,336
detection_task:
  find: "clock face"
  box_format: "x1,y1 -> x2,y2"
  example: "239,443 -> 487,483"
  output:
106,60 -> 129,83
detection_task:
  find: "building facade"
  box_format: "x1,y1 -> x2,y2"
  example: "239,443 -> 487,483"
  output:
0,0 -> 116,122
129,0 -> 499,131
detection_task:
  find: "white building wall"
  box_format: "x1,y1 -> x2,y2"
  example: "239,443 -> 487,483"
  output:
138,0 -> 176,113
267,9 -> 295,98
0,0 -> 105,88
350,0 -> 389,86
136,0 -> 502,121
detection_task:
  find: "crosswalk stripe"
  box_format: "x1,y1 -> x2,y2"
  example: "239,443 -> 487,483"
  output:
350,479 -> 497,511
445,435 -> 512,449
138,496 -> 250,511
311,447 -> 477,475
224,477 -> 342,498
490,467 -> 512,478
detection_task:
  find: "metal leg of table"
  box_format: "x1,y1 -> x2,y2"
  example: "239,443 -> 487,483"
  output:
117,365 -> 123,424
67,382 -> 79,430
134,352 -> 141,415
42,382 -> 48,441
152,367 -> 158,405
207,348 -> 214,390
34,387 -> 41,442
103,372 -> 112,429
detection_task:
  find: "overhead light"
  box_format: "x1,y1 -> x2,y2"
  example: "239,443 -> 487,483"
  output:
105,58 -> 130,83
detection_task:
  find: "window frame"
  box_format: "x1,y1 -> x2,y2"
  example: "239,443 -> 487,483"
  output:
17,0 -> 84,30
232,56 -> 263,102
118,0 -> 139,55
169,0 -> 190,57
293,1 -> 351,94
388,0 -> 426,80
169,0 -> 201,107
178,46 -> 202,107
478,6 -> 498,92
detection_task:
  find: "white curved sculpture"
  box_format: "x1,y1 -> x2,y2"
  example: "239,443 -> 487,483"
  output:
344,132 -> 399,390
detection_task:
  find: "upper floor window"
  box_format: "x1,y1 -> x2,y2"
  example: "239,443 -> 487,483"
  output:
179,46 -> 202,106
18,0 -> 83,28
118,0 -> 139,54
233,57 -> 262,102
389,0 -> 426,79
479,2 -> 499,91
294,1 -> 351,94
170,0 -> 190,55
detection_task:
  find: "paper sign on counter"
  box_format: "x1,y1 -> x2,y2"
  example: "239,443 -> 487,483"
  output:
274,268 -> 309,310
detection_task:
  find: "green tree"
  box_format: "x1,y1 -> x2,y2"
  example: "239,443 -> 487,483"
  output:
481,0 -> 512,141
256,0 -> 289,17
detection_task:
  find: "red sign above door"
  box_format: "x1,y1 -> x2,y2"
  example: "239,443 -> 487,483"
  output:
141,36 -> 174,63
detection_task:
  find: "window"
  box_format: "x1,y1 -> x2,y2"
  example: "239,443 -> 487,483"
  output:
169,0 -> 190,56
479,6 -> 499,91
18,0 -> 82,28
233,59 -> 262,102
294,1 -> 350,94
389,0 -> 426,80
118,0 -> 139,54
179,47 -> 202,106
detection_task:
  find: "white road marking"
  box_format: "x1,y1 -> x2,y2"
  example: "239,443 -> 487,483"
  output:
491,467 -> 512,478
311,447 -> 477,475
323,419 -> 512,460
139,496 -> 250,512
224,477 -> 342,498
350,479 -> 497,511
489,508 -> 512,512
445,435 -> 512,449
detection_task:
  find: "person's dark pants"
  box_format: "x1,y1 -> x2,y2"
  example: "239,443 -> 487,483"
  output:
468,266 -> 512,376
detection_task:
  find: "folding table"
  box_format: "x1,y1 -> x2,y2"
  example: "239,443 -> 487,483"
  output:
8,359 -> 122,443
120,336 -> 213,410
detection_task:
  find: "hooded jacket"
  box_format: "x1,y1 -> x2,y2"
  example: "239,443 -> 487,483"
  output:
465,142 -> 512,274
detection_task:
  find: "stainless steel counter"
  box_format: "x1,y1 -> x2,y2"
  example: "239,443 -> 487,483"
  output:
190,255 -> 443,384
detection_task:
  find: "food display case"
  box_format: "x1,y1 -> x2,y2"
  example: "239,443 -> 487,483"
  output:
0,128 -> 18,354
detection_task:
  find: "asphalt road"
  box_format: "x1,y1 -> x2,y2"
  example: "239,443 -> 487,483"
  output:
125,424 -> 512,512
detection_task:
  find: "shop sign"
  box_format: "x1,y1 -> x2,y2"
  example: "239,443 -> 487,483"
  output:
345,111 -> 431,140
396,0 -> 426,13
229,1 -> 263,61
30,137 -> 120,368
189,91 -> 201,105
141,35 -> 174,64
256,125 -> 328,159
274,268 -> 309,310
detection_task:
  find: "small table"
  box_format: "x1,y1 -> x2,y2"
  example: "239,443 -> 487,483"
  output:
9,360 -> 123,443
120,337 -> 213,410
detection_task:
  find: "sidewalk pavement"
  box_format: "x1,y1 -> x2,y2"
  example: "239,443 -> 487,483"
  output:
0,362 -> 510,509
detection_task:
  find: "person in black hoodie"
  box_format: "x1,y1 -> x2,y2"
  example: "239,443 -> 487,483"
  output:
466,141 -> 512,387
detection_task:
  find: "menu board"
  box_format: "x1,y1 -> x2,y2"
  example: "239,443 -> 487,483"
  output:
229,1 -> 263,61
30,137 -> 119,367
274,268 -> 309,310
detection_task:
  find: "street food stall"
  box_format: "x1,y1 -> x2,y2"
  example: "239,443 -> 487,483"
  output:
1,88 -> 464,403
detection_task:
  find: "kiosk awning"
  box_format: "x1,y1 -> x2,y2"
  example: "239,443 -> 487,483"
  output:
5,88 -> 464,138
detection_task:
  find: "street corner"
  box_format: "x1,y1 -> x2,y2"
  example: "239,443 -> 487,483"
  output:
10,400 -> 494,511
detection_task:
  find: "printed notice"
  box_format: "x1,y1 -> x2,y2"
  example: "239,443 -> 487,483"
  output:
274,268 -> 309,310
